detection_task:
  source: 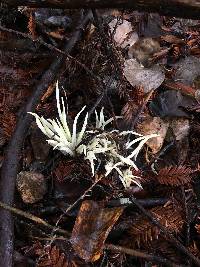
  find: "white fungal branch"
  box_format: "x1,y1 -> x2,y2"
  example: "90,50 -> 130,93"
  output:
29,81 -> 88,157
29,81 -> 158,188
95,107 -> 122,130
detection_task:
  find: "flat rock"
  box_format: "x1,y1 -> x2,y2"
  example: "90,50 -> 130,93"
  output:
17,171 -> 47,204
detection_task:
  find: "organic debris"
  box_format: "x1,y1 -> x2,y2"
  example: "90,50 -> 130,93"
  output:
123,59 -> 165,92
1,7 -> 200,267
70,200 -> 124,262
17,171 -> 47,204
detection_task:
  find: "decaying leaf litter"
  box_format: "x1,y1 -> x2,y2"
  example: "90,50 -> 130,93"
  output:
1,8 -> 200,267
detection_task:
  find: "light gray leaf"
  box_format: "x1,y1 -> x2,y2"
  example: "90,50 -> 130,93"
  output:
123,59 -> 165,92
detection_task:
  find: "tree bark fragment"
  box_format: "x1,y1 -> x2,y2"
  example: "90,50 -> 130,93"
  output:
2,0 -> 200,19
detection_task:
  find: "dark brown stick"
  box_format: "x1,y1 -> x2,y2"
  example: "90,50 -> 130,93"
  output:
2,0 -> 200,19
0,201 -> 70,236
108,198 -> 168,208
181,186 -> 191,247
129,195 -> 200,266
0,11 -> 91,267
105,244 -> 183,267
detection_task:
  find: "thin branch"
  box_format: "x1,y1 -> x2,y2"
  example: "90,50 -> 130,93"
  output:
0,201 -> 70,236
108,197 -> 168,208
105,244 -> 183,267
181,186 -> 191,247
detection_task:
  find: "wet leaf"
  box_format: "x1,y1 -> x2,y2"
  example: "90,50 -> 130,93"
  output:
174,56 -> 200,86
123,59 -> 165,92
70,200 -> 124,262
109,19 -> 138,48
149,90 -> 196,118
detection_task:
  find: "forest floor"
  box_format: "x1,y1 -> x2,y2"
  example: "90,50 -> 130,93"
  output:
1,7 -> 200,267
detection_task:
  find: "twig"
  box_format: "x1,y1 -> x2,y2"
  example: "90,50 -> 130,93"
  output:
129,195 -> 200,266
108,197 -> 168,208
0,12 -> 91,267
105,244 -> 183,267
181,186 -> 191,247
0,201 -> 70,236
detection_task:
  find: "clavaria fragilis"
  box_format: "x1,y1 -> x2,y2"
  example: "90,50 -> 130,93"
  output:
29,81 -> 158,188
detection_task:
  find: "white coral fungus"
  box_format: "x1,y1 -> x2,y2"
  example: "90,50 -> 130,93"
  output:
29,82 -> 158,189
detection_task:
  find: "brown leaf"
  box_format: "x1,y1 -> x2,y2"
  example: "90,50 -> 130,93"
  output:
37,245 -> 67,267
41,82 -> 56,103
70,200 -> 124,262
1,111 -> 16,139
136,116 -> 169,154
156,165 -> 193,186
129,203 -> 184,247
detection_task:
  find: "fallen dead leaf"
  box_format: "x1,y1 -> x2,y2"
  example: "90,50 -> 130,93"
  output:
109,19 -> 138,48
123,59 -> 165,92
70,200 -> 124,262
136,116 -> 169,154
174,56 -> 200,86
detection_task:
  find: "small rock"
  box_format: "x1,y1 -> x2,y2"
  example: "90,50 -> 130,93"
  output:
17,171 -> 47,204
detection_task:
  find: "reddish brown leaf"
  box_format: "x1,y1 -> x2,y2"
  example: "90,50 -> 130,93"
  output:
53,160 -> 76,182
156,165 -> 193,186
164,81 -> 196,97
129,203 -> 184,247
37,245 -> 67,267
70,200 -> 124,262
1,111 -> 16,139
41,82 -> 56,103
